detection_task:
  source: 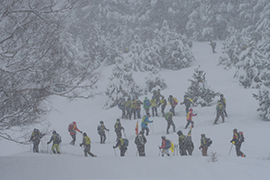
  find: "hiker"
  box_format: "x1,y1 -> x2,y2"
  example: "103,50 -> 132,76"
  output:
125,97 -> 132,120
181,95 -> 193,115
80,132 -> 96,157
118,98 -> 126,119
29,128 -> 45,153
220,94 -> 228,117
210,41 -> 217,53
177,130 -> 187,156
131,99 -> 137,119
97,121 -> 109,144
150,96 -> 158,117
141,114 -> 153,136
230,129 -> 245,157
134,130 -> 147,156
160,95 -> 167,117
213,100 -> 225,124
68,121 -> 82,145
114,118 -> 125,139
159,136 -> 171,156
113,137 -> 128,156
184,108 -> 197,129
165,109 -> 176,134
168,95 -> 178,116
143,97 -> 151,116
199,134 -> 211,156
135,98 -> 143,119
47,130 -> 61,154
154,89 -> 161,106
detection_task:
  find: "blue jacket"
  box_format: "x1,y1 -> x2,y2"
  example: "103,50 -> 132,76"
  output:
141,115 -> 153,128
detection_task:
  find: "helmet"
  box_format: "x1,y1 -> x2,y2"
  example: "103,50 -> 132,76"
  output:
201,134 -> 205,137
189,108 -> 193,111
83,132 -> 87,136
73,121 -> 76,125
233,128 -> 237,132
177,130 -> 183,136
100,121 -> 104,124
161,136 -> 166,140
52,130 -> 56,134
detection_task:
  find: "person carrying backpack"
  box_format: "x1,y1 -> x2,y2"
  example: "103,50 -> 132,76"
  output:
80,132 -> 97,157
210,41 -> 217,53
159,136 -> 171,156
143,97 -> 151,116
141,114 -> 153,136
181,95 -> 193,115
177,130 -> 189,156
213,100 -> 225,124
134,130 -> 147,156
68,121 -> 82,145
135,98 -> 143,119
47,130 -> 61,154
125,97 -> 132,120
220,94 -> 228,117
165,109 -> 176,134
97,121 -> 109,144
199,134 -> 212,156
160,96 -> 167,117
114,119 -> 124,139
150,96 -> 158,117
118,98 -> 126,119
29,128 -> 45,153
230,128 -> 246,157
184,108 -> 197,129
113,137 -> 128,156
168,95 -> 178,116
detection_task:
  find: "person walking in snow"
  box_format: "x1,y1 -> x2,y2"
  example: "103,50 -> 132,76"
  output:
134,130 -> 147,156
118,97 -> 126,119
134,97 -> 143,119
230,129 -> 245,157
97,121 -> 109,144
220,94 -> 228,117
213,100 -> 225,124
29,128 -> 45,153
210,41 -> 217,53
177,130 -> 187,156
114,118 -> 124,139
68,121 -> 83,145
80,132 -> 96,157
160,95 -> 167,117
47,130 -> 61,154
181,95 -> 193,115
113,137 -> 128,156
124,97 -> 132,120
159,136 -> 171,157
199,134 -> 211,156
168,95 -> 178,116
143,97 -> 151,116
150,96 -> 158,117
141,114 -> 153,136
184,108 -> 197,129
166,109 -> 176,134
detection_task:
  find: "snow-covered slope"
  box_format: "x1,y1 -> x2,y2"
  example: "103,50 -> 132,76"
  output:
1,42 -> 270,180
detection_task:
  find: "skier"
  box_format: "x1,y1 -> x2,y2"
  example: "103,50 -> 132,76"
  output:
159,136 -> 171,157
230,129 -> 245,157
134,97 -> 143,119
80,132 -> 97,157
150,96 -> 158,117
143,97 -> 151,116
177,130 -> 187,156
114,118 -> 124,139
184,108 -> 197,129
180,95 -> 193,115
141,114 -> 153,136
160,95 -> 167,117
47,130 -> 61,154
97,121 -> 109,144
29,128 -> 45,153
168,95 -> 178,116
68,121 -> 82,145
113,137 -> 128,156
118,97 -> 126,119
210,41 -> 217,53
134,130 -> 147,156
220,94 -> 228,117
199,134 -> 211,156
213,100 -> 225,124
165,109 -> 176,134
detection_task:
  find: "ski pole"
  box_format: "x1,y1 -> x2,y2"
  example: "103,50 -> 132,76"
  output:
108,131 -> 110,143
228,143 -> 233,156
114,148 -> 117,157
123,129 -> 127,138
47,144 -> 49,154
158,147 -> 161,156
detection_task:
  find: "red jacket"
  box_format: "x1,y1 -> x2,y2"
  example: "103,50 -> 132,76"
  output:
69,123 -> 81,135
160,139 -> 166,149
186,111 -> 196,121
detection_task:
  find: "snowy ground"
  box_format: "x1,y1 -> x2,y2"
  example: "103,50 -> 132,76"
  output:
1,42 -> 270,180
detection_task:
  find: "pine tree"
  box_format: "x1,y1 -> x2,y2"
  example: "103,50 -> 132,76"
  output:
185,67 -> 218,107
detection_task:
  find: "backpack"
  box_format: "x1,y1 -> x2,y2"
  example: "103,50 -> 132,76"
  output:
144,99 -> 151,107
172,97 -> 178,105
123,139 -> 129,147
55,133 -> 62,144
206,138 -> 212,147
239,131 -> 244,142
165,139 -> 171,149
68,123 -> 73,132
164,112 -> 170,120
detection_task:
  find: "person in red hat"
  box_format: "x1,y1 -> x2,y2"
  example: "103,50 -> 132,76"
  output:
184,108 -> 197,129
68,121 -> 82,145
